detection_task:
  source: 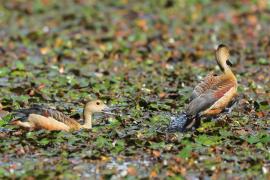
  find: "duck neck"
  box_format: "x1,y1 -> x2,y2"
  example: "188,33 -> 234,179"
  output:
218,61 -> 232,74
82,110 -> 93,129
222,65 -> 237,83
223,65 -> 233,74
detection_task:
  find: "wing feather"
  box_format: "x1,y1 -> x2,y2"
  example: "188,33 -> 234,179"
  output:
190,72 -> 220,101
187,78 -> 236,116
44,108 -> 81,129
13,105 -> 81,129
187,90 -> 218,116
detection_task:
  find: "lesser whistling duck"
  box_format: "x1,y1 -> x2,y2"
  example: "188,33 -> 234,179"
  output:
11,100 -> 112,131
168,44 -> 238,132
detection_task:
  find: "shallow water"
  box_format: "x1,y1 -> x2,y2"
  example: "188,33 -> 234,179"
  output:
0,155 -> 153,178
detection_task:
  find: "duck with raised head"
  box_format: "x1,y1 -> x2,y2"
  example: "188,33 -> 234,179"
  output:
11,100 -> 113,131
168,44 -> 238,132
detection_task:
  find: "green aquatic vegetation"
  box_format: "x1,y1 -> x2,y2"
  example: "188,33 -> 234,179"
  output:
0,0 -> 269,179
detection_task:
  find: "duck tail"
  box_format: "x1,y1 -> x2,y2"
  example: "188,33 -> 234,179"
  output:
168,113 -> 200,132
10,105 -> 42,123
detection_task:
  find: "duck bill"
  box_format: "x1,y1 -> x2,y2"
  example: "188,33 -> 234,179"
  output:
102,104 -> 127,115
226,59 -> 233,66
110,104 -> 127,110
102,106 -> 117,115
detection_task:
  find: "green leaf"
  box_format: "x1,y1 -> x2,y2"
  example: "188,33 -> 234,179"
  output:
0,114 -> 13,127
246,136 -> 260,144
195,135 -> 221,146
245,133 -> 270,144
112,140 -> 125,154
219,129 -> 232,138
178,145 -> 192,158
39,138 -> 50,146
258,58 -> 269,65
150,142 -> 165,149
260,134 -> 270,144
95,136 -> 111,148
0,67 -> 10,77
15,60 -> 25,70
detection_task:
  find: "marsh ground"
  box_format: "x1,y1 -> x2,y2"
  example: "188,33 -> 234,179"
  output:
0,0 -> 269,179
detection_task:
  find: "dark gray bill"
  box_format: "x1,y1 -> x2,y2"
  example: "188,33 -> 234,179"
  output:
226,59 -> 233,66
102,107 -> 117,115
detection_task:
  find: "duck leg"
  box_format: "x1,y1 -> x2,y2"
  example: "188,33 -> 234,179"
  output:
192,115 -> 201,130
184,115 -> 201,132
222,98 -> 238,114
207,98 -> 238,122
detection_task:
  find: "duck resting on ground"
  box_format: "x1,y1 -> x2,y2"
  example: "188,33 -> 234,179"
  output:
11,100 -> 113,131
168,44 -> 238,132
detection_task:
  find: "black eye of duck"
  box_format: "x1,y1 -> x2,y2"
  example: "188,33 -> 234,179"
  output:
96,102 -> 100,105
226,60 -> 233,66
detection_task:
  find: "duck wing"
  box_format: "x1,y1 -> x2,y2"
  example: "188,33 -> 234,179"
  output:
190,72 -> 220,101
13,105 -> 81,129
187,78 -> 236,117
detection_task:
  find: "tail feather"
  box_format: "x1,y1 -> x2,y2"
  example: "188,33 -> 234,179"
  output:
13,104 -> 45,115
11,104 -> 48,122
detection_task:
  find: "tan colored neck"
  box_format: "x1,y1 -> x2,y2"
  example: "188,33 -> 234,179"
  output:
223,65 -> 232,74
219,61 -> 232,75
223,66 -> 237,83
82,111 -> 92,129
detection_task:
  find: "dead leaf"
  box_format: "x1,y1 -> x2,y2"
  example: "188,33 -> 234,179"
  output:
127,166 -> 137,176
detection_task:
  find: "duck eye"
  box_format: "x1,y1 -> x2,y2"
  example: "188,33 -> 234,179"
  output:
96,102 -> 100,105
226,60 -> 233,66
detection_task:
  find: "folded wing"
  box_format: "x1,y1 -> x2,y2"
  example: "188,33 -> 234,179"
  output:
190,72 -> 220,101
187,78 -> 235,117
13,105 -> 80,129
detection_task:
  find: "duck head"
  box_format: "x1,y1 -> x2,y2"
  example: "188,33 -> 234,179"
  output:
215,44 -> 233,72
84,100 -> 110,114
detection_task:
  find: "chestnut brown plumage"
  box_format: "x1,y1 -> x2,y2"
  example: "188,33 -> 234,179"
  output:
11,100 -> 111,131
168,44 -> 238,132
